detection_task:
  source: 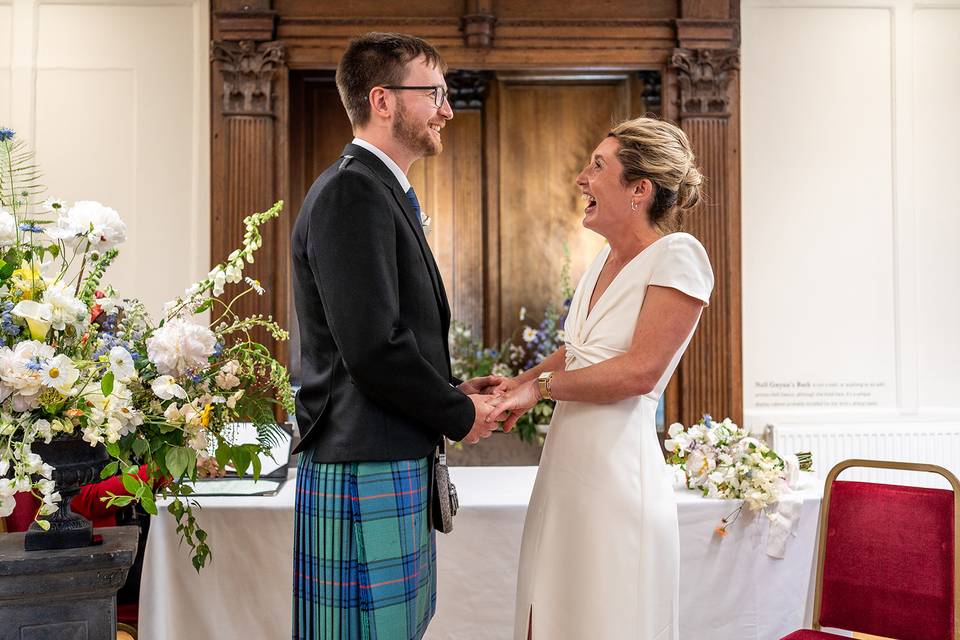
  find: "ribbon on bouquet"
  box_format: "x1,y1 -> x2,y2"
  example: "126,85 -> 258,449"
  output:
766,496 -> 803,559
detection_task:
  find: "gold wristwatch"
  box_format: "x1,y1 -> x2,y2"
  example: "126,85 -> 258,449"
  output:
537,371 -> 555,401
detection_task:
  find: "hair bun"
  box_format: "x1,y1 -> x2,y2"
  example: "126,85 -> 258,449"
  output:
677,165 -> 703,211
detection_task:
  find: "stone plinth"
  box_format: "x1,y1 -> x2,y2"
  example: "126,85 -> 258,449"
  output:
0,526 -> 138,640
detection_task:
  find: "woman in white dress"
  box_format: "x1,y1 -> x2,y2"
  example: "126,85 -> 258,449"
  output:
486,117 -> 714,640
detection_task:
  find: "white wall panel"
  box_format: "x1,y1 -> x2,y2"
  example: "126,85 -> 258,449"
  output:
0,3 -> 11,127
742,7 -> 897,417
914,8 -> 960,410
32,3 -> 205,319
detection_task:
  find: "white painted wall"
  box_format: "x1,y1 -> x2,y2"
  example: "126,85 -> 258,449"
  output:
0,0 -> 209,320
742,0 -> 960,463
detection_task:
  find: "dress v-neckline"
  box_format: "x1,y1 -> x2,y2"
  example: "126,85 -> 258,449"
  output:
582,234 -> 672,325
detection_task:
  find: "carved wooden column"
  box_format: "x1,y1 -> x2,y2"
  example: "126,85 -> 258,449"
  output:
667,46 -> 742,426
210,6 -> 289,366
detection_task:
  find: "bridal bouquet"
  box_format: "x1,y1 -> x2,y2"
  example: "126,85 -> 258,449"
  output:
664,415 -> 812,535
0,127 -> 292,569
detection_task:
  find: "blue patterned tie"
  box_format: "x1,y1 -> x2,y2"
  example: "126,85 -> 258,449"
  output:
405,187 -> 423,223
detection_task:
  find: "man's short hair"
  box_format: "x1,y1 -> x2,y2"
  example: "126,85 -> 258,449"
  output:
336,32 -> 447,128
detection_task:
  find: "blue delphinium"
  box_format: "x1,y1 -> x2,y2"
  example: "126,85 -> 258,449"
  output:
0,302 -> 21,337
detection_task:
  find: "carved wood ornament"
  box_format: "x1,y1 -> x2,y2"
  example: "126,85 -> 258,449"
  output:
670,48 -> 740,118
212,40 -> 285,117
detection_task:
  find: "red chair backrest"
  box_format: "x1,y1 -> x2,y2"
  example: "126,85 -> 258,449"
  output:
819,479 -> 955,640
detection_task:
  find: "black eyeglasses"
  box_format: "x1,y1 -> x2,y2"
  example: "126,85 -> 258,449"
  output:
382,85 -> 449,108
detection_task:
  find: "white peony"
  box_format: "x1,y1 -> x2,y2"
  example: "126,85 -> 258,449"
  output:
46,200 -> 127,251
146,317 -> 216,376
0,340 -> 55,402
0,208 -> 16,246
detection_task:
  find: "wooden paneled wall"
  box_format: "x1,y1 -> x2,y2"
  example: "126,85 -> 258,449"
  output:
211,0 -> 743,428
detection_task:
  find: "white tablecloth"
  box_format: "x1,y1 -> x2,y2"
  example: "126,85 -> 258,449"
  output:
140,467 -> 821,640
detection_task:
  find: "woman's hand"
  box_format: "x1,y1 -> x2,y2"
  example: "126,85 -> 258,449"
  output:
490,375 -> 522,396
484,380 -> 540,433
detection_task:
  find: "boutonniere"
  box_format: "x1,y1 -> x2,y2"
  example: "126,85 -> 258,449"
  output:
421,213 -> 432,236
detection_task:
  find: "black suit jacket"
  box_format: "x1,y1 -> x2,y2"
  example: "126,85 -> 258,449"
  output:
290,143 -> 475,462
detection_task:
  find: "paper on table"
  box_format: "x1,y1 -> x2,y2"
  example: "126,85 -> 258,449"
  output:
186,478 -> 283,496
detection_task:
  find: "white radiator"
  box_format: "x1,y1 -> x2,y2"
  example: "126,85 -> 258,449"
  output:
769,423 -> 960,490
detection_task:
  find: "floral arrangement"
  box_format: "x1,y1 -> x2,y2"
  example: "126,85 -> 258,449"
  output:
449,251 -> 573,443
0,127 -> 292,569
664,415 -> 812,536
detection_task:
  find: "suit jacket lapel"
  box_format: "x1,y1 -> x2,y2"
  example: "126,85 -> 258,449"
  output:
341,144 -> 446,313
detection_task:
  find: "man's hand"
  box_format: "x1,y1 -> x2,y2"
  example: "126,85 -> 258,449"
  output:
462,394 -> 498,444
458,375 -> 507,396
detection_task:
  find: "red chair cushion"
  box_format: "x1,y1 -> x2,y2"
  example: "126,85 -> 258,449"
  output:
819,480 -> 954,640
781,631 -> 848,639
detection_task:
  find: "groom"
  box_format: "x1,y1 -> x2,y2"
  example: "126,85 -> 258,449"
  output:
290,32 -> 497,639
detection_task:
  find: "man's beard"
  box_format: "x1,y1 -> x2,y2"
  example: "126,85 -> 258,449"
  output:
393,101 -> 441,157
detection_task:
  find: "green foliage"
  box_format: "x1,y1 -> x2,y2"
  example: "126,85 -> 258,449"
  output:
0,136 -> 44,213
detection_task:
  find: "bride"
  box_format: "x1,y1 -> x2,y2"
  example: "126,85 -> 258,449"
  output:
487,117 -> 714,640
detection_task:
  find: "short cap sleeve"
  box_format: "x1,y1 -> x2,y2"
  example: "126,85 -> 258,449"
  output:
648,233 -> 714,305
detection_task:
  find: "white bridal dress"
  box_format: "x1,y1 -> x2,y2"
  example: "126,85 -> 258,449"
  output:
514,232 -> 714,640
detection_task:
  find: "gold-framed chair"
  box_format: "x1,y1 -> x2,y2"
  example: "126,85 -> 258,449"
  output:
782,459 -> 960,640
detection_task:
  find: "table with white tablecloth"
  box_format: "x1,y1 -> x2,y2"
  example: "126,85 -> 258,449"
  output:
140,467 -> 821,640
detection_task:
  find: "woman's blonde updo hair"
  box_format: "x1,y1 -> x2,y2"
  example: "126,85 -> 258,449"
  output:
607,117 -> 703,232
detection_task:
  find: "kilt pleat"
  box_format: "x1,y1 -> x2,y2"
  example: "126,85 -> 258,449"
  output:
293,454 -> 436,640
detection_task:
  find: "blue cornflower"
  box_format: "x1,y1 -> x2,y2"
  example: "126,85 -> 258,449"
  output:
18,223 -> 42,233
212,341 -> 224,357
0,128 -> 14,142
25,357 -> 45,371
190,372 -> 203,383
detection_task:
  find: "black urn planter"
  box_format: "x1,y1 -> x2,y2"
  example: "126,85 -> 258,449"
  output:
24,437 -> 110,551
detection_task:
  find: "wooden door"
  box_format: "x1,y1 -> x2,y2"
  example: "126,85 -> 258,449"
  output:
490,74 -> 648,343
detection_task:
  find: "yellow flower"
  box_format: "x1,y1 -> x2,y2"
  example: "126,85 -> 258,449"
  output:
10,263 -> 45,300
200,403 -> 213,427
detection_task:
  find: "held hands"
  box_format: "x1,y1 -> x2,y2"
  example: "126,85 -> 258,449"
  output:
458,375 -> 506,395
458,375 -> 540,442
463,394 -> 498,444
483,380 -> 540,433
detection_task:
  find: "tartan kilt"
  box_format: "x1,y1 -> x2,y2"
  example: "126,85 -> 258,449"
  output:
293,454 -> 436,640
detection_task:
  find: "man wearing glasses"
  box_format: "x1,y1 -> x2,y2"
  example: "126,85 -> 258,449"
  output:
289,32 -> 498,640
